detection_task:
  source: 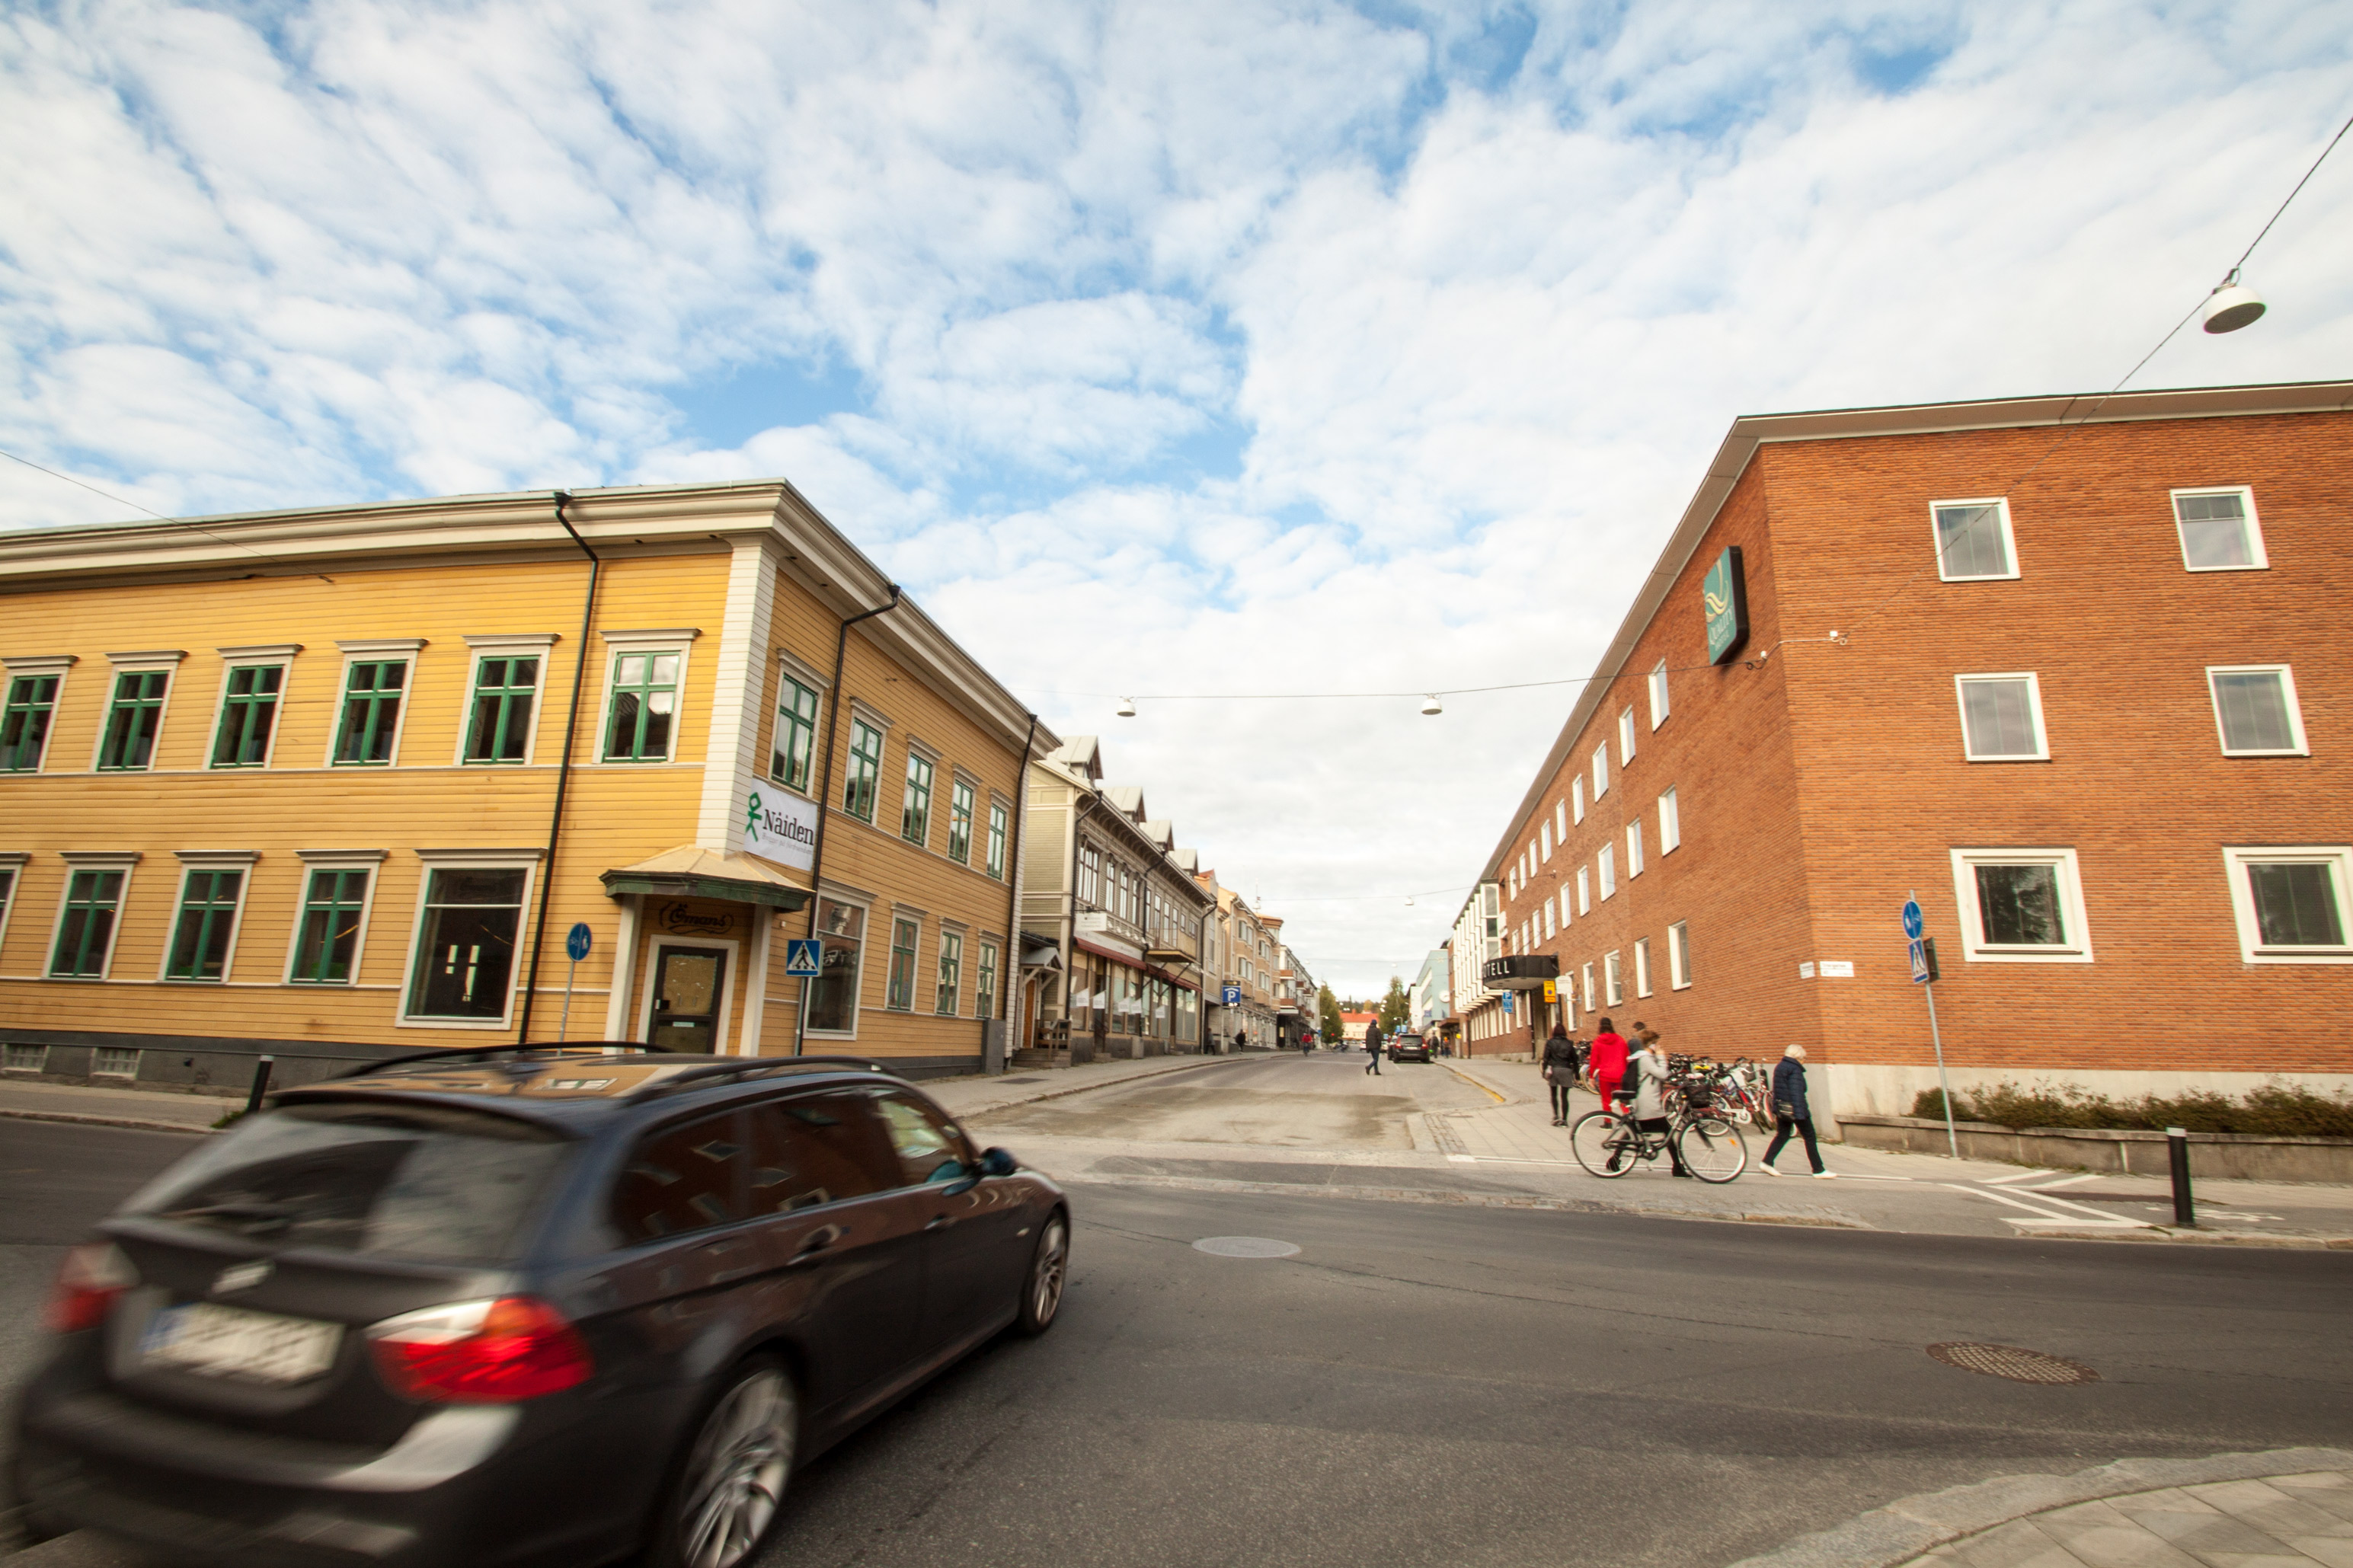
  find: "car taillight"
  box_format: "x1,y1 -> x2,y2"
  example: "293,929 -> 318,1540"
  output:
47,1242 -> 137,1333
366,1296 -> 592,1404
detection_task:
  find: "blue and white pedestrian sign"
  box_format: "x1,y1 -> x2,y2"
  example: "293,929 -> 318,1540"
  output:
1222,985 -> 1242,1007
558,924 -> 593,1041
785,940 -> 823,979
1908,939 -> 1929,984
565,922 -> 593,962
1901,899 -> 1923,940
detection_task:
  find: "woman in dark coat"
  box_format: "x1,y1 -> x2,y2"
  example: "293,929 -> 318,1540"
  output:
1542,1023 -> 1579,1126
1761,1044 -> 1833,1177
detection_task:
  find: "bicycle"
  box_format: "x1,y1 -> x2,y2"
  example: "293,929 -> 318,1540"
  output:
1568,1100 -> 1747,1183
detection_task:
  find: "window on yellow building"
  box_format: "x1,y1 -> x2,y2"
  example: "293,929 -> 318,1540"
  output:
2,672 -> 62,773
603,653 -> 679,762
210,665 -> 283,768
165,869 -> 245,982
291,869 -> 372,985
843,721 -> 882,821
334,661 -> 408,765
948,777 -> 976,864
405,868 -> 529,1021
935,930 -> 962,1015
98,671 -> 170,771
986,800 -> 1009,880
902,752 -> 935,845
464,656 -> 539,764
771,677 -> 818,790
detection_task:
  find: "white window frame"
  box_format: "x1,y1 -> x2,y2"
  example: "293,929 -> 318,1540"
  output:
1572,777 -> 1585,823
1598,845 -> 1616,901
0,851 -> 26,958
1604,950 -> 1622,1007
1668,921 -> 1690,989
1559,885 -> 1571,928
2220,847 -> 2352,965
2171,486 -> 2267,573
453,634 -> 559,766
1581,962 -> 1594,1010
1648,660 -> 1670,730
47,851 -> 139,981
396,851 -> 545,1030
1929,496 -> 2020,583
1591,742 -> 1609,799
1658,787 -> 1680,854
1543,899 -> 1556,940
1576,867 -> 1591,915
595,628 -> 702,767
91,651 -> 187,773
1554,800 -> 1568,841
208,646 -> 299,771
2205,665 -> 2307,758
1539,822 -> 1552,861
1955,672 -> 2050,762
158,850 -> 260,984
1634,937 -> 1651,998
1,656 -> 76,774
283,850 -> 389,986
1618,707 -> 1636,766
804,893 -> 870,1037
1948,847 -> 2093,963
1626,822 -> 1644,878
324,639 -> 426,768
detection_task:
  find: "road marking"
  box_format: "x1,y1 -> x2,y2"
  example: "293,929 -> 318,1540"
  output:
2024,1173 -> 2102,1190
1950,1183 -> 2154,1228
1193,1236 -> 1301,1258
1980,1169 -> 2056,1184
2003,1217 -> 2147,1230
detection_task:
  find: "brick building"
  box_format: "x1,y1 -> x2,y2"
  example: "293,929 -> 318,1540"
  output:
1474,381 -> 2351,1119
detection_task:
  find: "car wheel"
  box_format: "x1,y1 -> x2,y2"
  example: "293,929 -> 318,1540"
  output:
647,1357 -> 798,1568
1016,1212 -> 1069,1336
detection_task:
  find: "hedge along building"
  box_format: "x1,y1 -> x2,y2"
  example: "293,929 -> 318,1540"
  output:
1475,380 -> 2351,1126
0,481 -> 1050,1088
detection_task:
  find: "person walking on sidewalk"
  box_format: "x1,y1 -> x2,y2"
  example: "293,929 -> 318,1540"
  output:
1760,1044 -> 1832,1178
1542,1022 -> 1578,1126
1587,1017 -> 1629,1112
1628,1033 -> 1693,1178
1364,1019 -> 1384,1075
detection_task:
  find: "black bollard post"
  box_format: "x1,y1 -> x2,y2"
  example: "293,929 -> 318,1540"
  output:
2166,1126 -> 2195,1228
244,1054 -> 276,1117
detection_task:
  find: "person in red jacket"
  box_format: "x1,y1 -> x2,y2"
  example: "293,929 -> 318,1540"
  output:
1586,1017 -> 1629,1112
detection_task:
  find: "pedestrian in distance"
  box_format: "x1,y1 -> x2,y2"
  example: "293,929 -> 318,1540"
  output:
1542,1022 -> 1578,1126
1626,1031 -> 1693,1178
1233,1028 -> 1246,1055
1364,1018 -> 1384,1075
1092,1007 -> 1110,1060
1587,1017 -> 1629,1113
1760,1044 -> 1833,1177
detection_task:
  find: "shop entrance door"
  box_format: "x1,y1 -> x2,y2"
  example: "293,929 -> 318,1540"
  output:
651,945 -> 727,1052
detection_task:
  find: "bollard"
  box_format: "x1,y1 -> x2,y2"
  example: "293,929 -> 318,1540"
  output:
2166,1125 -> 2195,1228
244,1053 -> 276,1117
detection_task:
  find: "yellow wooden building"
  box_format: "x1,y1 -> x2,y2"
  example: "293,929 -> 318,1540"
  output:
0,481 -> 1051,1088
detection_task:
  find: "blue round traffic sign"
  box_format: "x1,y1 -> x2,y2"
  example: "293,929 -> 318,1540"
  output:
1901,899 -> 1923,940
565,922 -> 593,962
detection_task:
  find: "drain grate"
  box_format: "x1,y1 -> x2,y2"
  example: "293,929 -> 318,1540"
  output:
1926,1343 -> 2099,1384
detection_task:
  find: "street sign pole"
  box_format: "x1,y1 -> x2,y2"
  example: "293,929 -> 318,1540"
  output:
558,923 -> 593,1043
1907,892 -> 1957,1159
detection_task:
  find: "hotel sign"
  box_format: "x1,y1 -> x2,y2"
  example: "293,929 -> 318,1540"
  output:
1702,545 -> 1749,665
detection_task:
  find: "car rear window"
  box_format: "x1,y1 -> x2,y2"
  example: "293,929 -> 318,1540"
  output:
121,1100 -> 574,1263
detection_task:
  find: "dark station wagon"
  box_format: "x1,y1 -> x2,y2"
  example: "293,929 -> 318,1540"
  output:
12,1047 -> 1070,1568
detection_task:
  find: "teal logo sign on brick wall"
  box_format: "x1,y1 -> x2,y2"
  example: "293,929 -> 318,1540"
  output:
1702,545 -> 1749,665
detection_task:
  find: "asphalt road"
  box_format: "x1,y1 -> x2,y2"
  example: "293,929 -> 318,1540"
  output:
6,1098 -> 2351,1568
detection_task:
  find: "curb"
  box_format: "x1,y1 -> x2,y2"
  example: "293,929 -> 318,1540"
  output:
2022,1225 -> 2353,1250
1721,1446 -> 2353,1568
0,1108 -> 215,1137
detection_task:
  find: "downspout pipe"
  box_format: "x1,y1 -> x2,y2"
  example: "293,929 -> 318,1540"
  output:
794,583 -> 902,1055
994,713 -> 1037,1071
515,491 -> 600,1043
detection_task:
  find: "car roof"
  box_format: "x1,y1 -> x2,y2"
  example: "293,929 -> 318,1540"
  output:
273,1049 -> 908,1135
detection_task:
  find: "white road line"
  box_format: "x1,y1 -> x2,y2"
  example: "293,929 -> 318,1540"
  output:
2026,1173 -> 2102,1190
1947,1183 -> 2115,1224
2003,1218 -> 2147,1230
2009,1189 -> 2154,1225
1980,1169 -> 2056,1184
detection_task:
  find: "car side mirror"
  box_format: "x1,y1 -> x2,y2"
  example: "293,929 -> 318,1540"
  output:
979,1147 -> 1018,1177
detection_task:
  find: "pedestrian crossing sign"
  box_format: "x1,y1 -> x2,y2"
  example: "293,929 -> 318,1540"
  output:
785,939 -> 823,977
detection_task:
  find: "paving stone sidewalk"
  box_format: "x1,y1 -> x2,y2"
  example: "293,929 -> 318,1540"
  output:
1906,1471 -> 2353,1568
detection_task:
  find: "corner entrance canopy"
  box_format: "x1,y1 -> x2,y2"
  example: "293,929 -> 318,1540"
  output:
599,847 -> 813,911
1020,931 -> 1064,969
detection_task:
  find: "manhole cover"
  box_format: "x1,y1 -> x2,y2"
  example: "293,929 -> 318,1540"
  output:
1926,1343 -> 2099,1384
1192,1236 -> 1302,1258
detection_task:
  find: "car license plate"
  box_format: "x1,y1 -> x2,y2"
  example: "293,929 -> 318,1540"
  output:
141,1301 -> 342,1384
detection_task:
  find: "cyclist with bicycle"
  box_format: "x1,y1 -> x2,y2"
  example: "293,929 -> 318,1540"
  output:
1626,1032 -> 1693,1177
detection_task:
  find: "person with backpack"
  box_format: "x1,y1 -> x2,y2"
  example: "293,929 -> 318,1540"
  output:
1760,1044 -> 1832,1177
1542,1022 -> 1579,1125
1587,1017 -> 1629,1113
1364,1018 -> 1384,1075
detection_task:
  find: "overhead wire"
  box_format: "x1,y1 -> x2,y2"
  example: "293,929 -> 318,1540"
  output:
0,445 -> 335,583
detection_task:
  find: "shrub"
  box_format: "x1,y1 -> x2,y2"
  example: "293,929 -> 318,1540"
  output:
1910,1087 -> 1968,1121
1909,1081 -> 2353,1138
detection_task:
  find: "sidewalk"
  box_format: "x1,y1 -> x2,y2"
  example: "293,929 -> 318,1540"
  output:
1731,1448 -> 2353,1568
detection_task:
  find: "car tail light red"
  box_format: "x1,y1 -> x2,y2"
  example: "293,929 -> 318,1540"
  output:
47,1242 -> 136,1333
367,1296 -> 593,1404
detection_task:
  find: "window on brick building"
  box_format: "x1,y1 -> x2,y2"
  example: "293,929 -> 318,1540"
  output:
1618,707 -> 1636,765
1949,848 -> 2092,963
1591,743 -> 1609,799
1659,787 -> 1680,853
2207,666 -> 2306,756
1598,845 -> 1616,900
1931,497 -> 2018,581
1603,951 -> 1622,1006
1648,661 -> 1670,729
2172,488 -> 2266,572
2220,848 -> 2351,963
1634,937 -> 1651,998
1576,867 -> 1591,915
1572,776 -> 1585,823
1626,822 -> 1644,877
1539,822 -> 1552,861
1955,674 -> 2048,761
1555,800 -> 1568,840
1668,922 -> 1691,989
1581,962 -> 1594,1010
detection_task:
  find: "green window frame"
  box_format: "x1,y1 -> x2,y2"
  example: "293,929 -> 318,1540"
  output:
843,720 -> 883,822
771,677 -> 818,790
986,801 -> 1009,880
97,670 -> 170,771
210,665 -> 284,768
50,870 -> 126,977
333,660 -> 408,765
405,867 -> 529,1020
291,868 -> 372,985
464,656 -> 540,764
886,917 -> 918,1011
2,675 -> 61,772
935,931 -> 962,1015
901,753 -> 934,845
976,940 -> 998,1020
603,652 -> 679,762
165,869 -> 245,981
947,778 -> 975,864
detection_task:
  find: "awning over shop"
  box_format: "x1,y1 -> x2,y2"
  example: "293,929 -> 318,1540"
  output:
599,846 -> 813,910
1073,936 -> 1201,994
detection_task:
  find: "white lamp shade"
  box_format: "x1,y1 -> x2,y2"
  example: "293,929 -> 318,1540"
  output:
1419,695 -> 1443,715
1115,697 -> 1137,717
2202,283 -> 2265,334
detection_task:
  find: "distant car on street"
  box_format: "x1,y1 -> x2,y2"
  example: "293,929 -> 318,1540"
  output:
13,1045 -> 1069,1568
1387,1033 -> 1431,1063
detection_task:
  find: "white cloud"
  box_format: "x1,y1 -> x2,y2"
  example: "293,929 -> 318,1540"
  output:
3,0 -> 2349,994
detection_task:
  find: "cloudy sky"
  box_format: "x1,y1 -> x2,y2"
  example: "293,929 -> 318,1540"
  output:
5,0 -> 2348,998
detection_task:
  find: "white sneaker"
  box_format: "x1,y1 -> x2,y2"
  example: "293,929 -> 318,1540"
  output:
1756,1164 -> 1779,1176
1813,1170 -> 1837,1179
